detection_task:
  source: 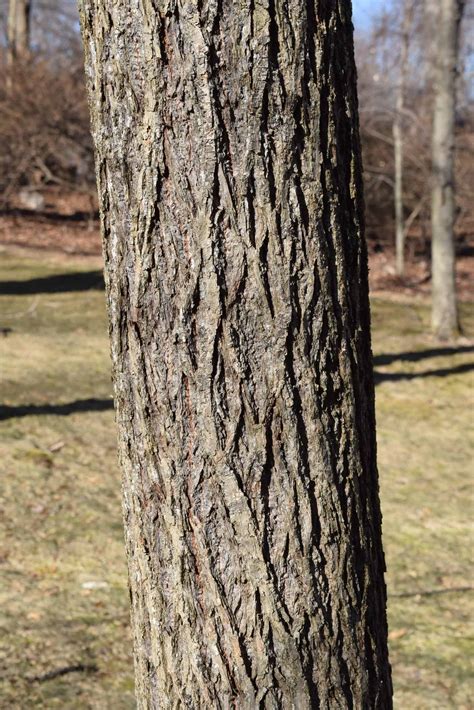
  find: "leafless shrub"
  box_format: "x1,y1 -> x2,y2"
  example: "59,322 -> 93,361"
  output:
0,49 -> 94,202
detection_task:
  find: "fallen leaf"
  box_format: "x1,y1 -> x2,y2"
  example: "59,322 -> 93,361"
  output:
81,581 -> 109,590
388,628 -> 407,641
31,504 -> 46,514
27,612 -> 42,621
49,441 -> 66,453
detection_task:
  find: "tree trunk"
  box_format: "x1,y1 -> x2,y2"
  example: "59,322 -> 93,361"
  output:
393,0 -> 413,277
7,0 -> 31,65
430,0 -> 463,340
79,2 -> 392,707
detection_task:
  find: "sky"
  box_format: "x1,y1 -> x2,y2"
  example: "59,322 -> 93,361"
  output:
352,0 -> 392,30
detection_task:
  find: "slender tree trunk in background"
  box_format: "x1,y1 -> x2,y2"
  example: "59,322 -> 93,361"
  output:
7,0 -> 31,66
393,0 -> 413,277
430,0 -> 463,340
80,2 -> 392,707
7,0 -> 16,66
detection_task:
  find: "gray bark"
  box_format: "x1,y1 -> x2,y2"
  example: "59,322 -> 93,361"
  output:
430,0 -> 464,339
393,0 -> 413,277
7,0 -> 31,65
79,1 -> 392,707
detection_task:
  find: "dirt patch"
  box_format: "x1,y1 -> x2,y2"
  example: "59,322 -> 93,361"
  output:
368,246 -> 474,302
0,214 -> 101,256
0,188 -> 101,256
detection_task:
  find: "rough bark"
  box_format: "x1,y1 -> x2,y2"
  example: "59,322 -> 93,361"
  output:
79,1 -> 392,707
7,0 -> 31,65
393,0 -> 413,277
430,0 -> 463,340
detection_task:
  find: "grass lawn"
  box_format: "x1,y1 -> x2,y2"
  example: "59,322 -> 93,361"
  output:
1,247 -> 473,708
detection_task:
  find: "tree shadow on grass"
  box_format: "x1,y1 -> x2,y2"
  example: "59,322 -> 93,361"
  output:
0,271 -> 104,295
374,345 -> 474,384
0,398 -> 113,421
1,348 -> 472,421
0,207 -> 99,224
374,345 -> 474,367
374,362 -> 474,384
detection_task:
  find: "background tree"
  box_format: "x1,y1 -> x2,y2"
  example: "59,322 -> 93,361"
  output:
429,0 -> 465,339
80,1 -> 392,707
355,2 -> 473,280
7,0 -> 31,66
355,5 -> 433,258
393,0 -> 414,275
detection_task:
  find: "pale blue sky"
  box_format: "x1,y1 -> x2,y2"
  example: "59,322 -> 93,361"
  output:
352,0 -> 392,30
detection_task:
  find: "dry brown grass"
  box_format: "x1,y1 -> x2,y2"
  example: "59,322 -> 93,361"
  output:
0,247 -> 473,708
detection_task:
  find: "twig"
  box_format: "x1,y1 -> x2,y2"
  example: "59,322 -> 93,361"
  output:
28,663 -> 98,683
391,586 -> 473,599
2,296 -> 39,319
